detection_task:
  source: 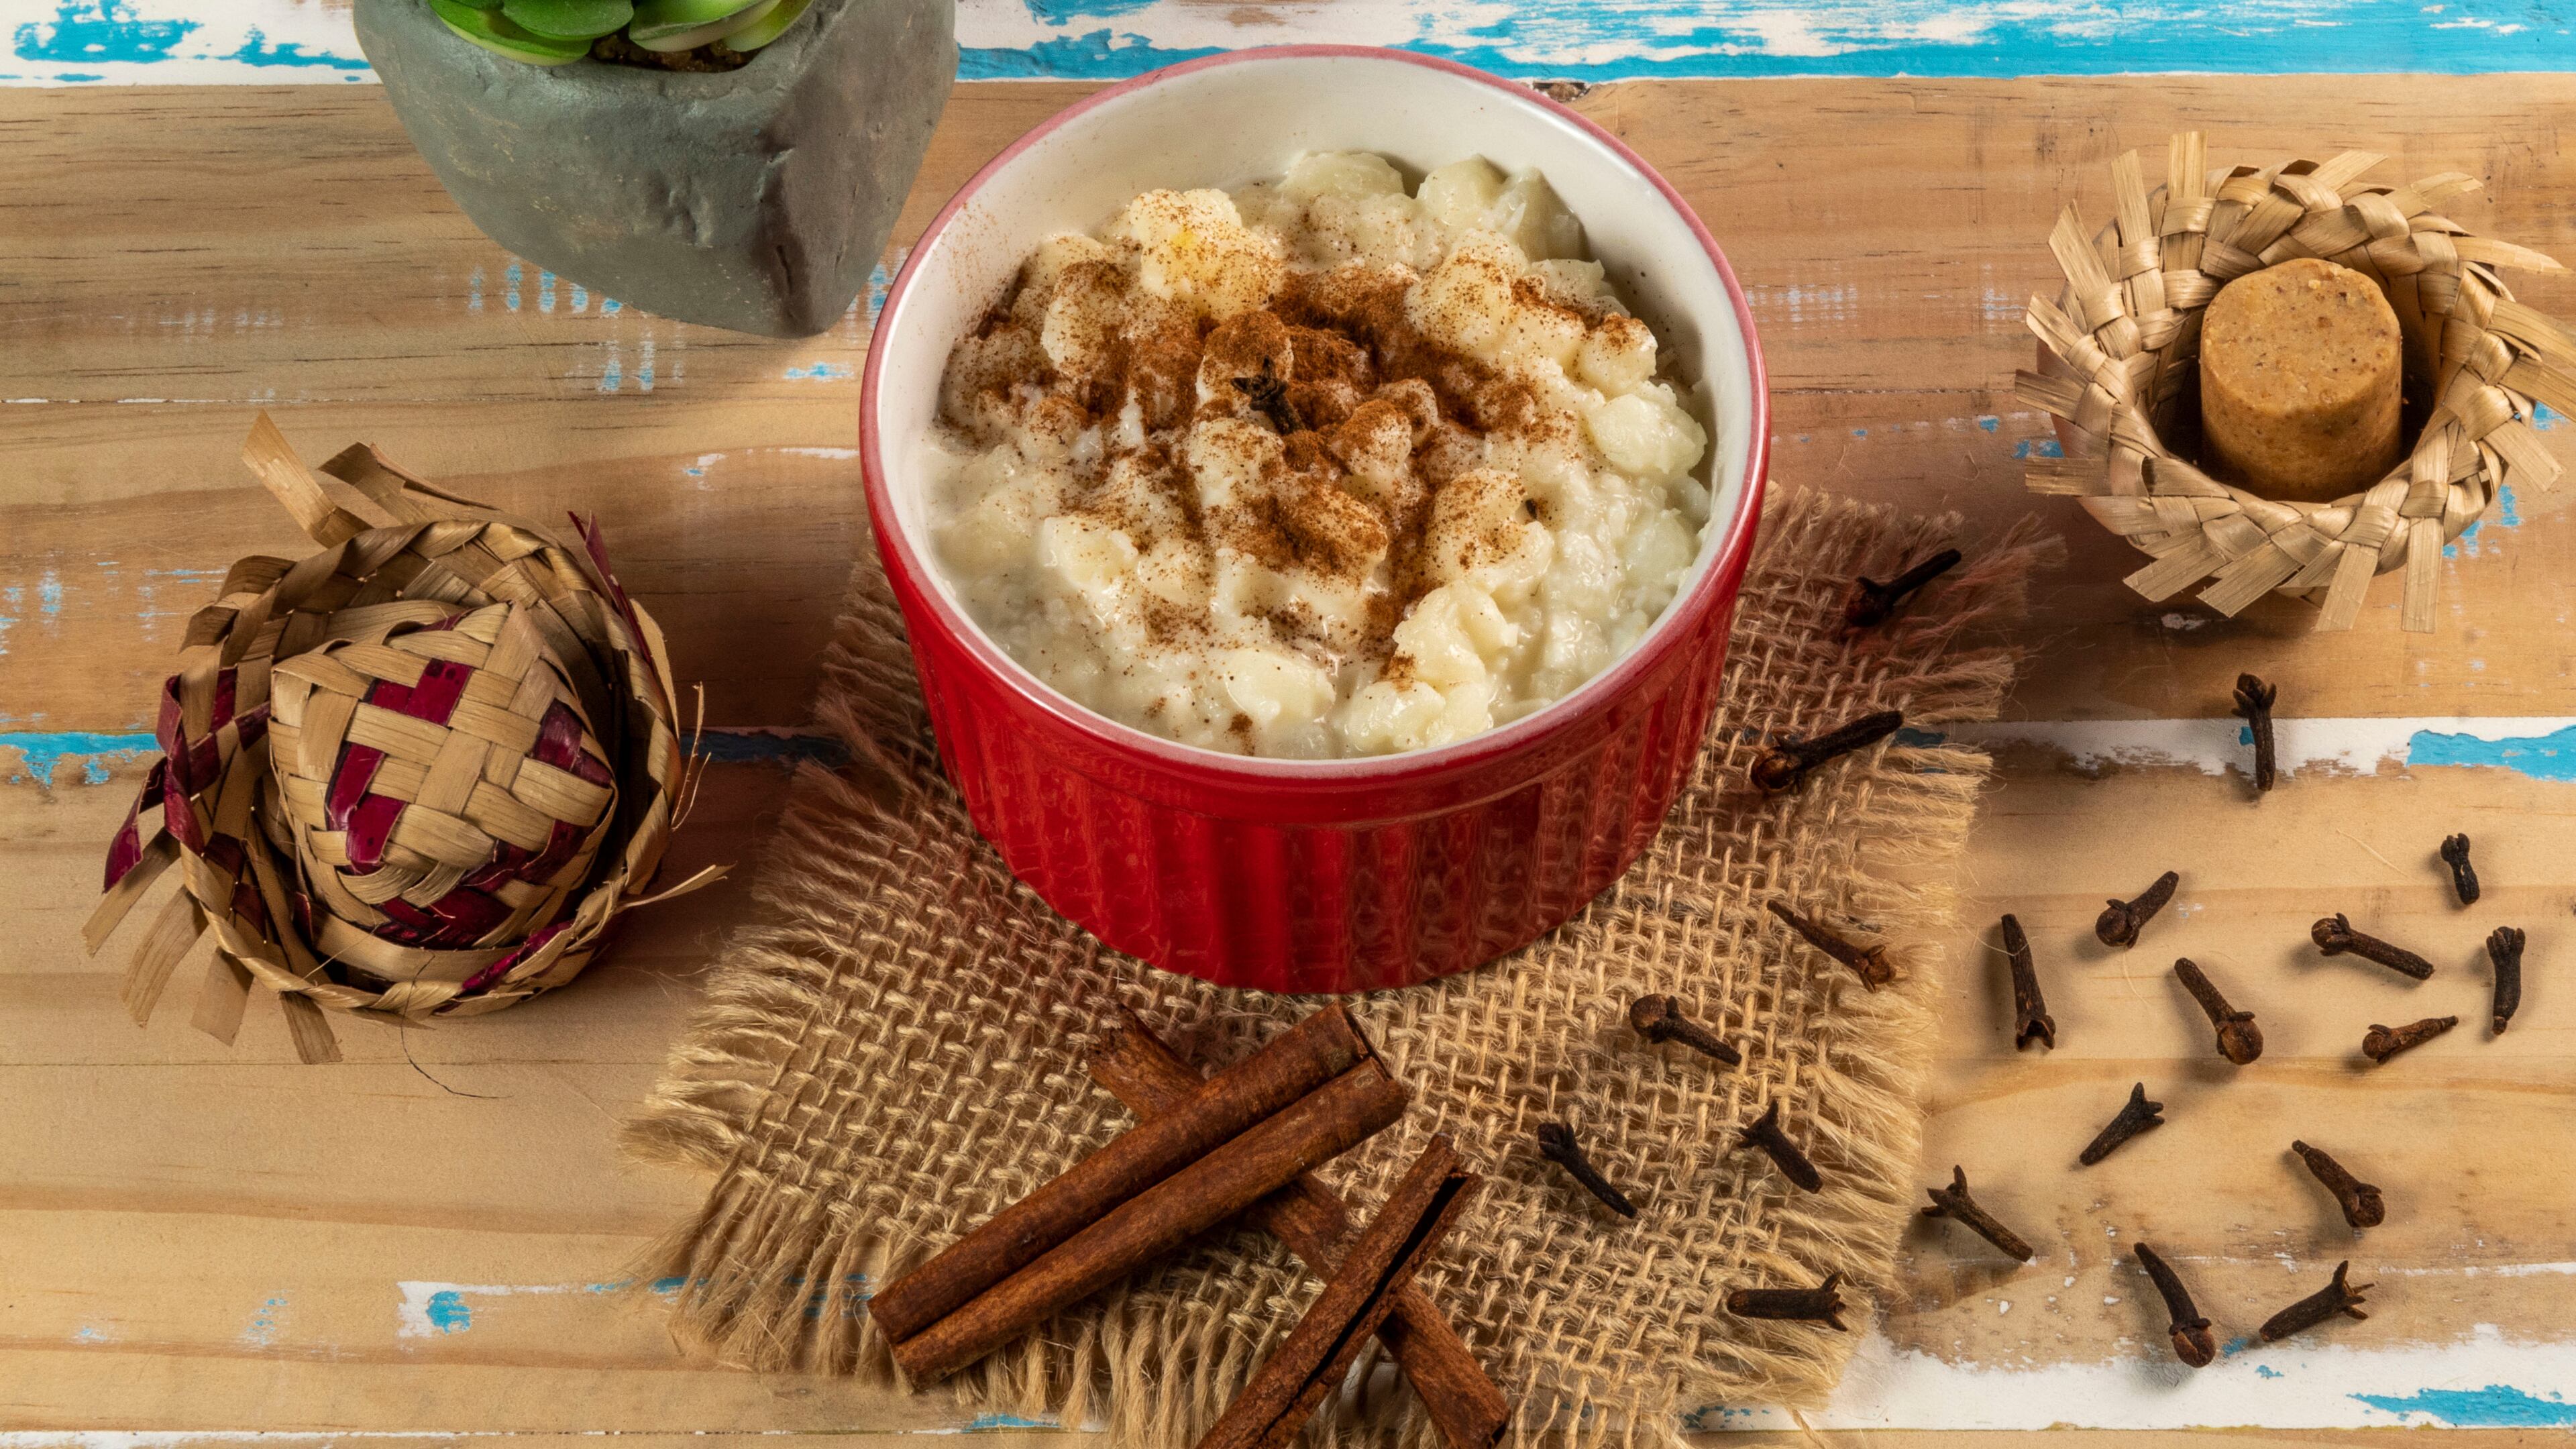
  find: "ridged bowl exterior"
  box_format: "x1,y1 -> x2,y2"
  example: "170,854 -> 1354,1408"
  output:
861,46 -> 1770,994
878,531 -> 1751,992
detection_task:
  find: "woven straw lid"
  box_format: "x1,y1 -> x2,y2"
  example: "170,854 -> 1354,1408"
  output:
2018,132 -> 2573,631
85,415 -> 722,1063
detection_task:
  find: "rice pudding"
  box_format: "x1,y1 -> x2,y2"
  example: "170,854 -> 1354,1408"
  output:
928,150 -> 1713,758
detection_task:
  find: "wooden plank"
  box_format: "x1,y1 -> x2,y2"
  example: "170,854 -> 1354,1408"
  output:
1915,761 -> 2575,1364
1,761 -> 777,1069
9,74 -> 2576,1436
19,0 -> 2576,86
7,79 -> 2575,749
8,749 -> 2571,1427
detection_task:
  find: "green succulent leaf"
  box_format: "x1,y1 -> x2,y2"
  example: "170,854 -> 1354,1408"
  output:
500,0 -> 633,39
629,0 -> 776,49
718,0 -> 808,50
629,0 -> 765,32
429,0 -> 591,62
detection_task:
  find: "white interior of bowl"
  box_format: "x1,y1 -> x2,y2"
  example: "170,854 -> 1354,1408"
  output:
869,49 -> 1760,764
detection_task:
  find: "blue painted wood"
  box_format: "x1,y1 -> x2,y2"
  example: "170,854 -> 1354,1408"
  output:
4,0 -> 2567,85
0,726 -> 843,788
5,0 -> 374,83
954,0 -> 2573,80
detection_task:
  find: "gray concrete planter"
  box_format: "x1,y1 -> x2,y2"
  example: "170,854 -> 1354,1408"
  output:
356,0 -> 953,337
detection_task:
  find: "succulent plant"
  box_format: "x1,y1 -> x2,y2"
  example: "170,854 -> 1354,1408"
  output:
425,0 -> 812,65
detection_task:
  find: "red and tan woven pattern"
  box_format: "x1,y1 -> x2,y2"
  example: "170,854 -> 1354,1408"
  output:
84,414 -> 720,1063
2018,132 -> 2573,631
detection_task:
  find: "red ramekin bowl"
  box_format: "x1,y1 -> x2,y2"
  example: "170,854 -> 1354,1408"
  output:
862,46 -> 1770,994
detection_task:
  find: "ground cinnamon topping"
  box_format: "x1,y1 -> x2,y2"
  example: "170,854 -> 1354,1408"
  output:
929,158 -> 1711,757
953,256 -> 1529,638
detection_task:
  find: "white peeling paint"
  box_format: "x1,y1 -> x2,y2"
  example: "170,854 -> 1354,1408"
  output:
1944,715 -> 2576,780
392,1279 -> 580,1338
1711,1320 -> 2576,1430
2377,1259 -> 2576,1279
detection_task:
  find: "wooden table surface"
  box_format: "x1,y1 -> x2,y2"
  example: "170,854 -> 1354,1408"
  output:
6,2 -> 2573,1442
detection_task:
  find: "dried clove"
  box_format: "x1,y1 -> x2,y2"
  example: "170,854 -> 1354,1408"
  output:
2000,914 -> 2055,1050
1750,709 -> 1904,794
2233,673 -> 2279,792
2133,1242 -> 2217,1368
2078,1082 -> 2166,1165
2096,871 -> 2180,949
1536,1121 -> 1637,1219
2257,1260 -> 2372,1343
2174,957 -> 2263,1065
1726,1271 -> 1847,1330
2361,1014 -> 2458,1064
2488,925 -> 2525,1034
1733,1101 -> 1823,1193
2439,834 -> 2481,906
1231,361 -> 1303,435
2310,914 -> 2436,980
2292,1140 -> 2386,1230
1767,900 -> 1896,990
1921,1166 -> 2035,1262
1844,548 -> 1962,630
1628,995 -> 1742,1067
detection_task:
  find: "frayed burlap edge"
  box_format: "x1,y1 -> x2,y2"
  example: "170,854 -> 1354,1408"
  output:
624,491 -> 2059,1447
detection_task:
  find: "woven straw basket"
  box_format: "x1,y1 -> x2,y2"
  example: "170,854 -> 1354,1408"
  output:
84,415 -> 720,1063
2017,133 -> 2574,631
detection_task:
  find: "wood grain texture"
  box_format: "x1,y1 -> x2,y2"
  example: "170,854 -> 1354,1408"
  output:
7,80 -> 2576,742
6,74 -> 2575,1436
17,0 -> 2576,85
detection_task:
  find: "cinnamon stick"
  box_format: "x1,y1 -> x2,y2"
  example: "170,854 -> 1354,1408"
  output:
886,1056 -> 1411,1383
1192,1136 -> 1483,1449
870,1004 -> 1373,1345
1090,1010 -> 1511,1449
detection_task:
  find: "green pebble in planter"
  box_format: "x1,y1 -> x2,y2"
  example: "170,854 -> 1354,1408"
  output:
356,0 -> 954,338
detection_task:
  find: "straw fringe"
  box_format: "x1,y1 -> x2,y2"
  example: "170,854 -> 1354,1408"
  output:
2023,133 -> 2569,632
623,492 -> 2059,1445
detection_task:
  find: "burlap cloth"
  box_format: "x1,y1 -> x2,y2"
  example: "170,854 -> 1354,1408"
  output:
625,491 -> 2054,1446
